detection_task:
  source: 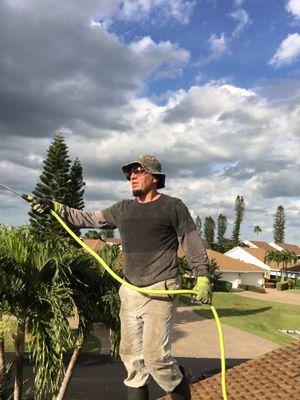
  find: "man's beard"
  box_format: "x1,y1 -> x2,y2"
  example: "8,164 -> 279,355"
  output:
132,189 -> 143,197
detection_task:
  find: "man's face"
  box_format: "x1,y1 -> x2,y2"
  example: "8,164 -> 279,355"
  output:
129,164 -> 157,196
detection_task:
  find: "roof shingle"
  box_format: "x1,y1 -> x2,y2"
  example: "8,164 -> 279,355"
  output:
207,249 -> 265,273
276,243 -> 300,254
158,341 -> 300,399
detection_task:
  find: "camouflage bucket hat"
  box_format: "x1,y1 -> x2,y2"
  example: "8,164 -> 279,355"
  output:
122,154 -> 166,189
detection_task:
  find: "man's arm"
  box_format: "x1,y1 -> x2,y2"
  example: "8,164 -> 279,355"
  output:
59,205 -> 115,229
179,229 -> 211,278
179,229 -> 212,304
31,198 -> 115,229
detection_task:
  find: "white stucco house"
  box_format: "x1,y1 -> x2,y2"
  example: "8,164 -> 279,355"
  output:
226,245 -> 300,280
207,249 -> 266,289
225,246 -> 271,272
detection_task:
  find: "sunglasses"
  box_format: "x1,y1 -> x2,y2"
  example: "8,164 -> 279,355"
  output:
128,165 -> 146,177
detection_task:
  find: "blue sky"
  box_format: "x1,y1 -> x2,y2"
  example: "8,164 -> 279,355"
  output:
107,0 -> 300,92
0,0 -> 300,243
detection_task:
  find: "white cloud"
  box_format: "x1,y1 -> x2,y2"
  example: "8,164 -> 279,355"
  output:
114,0 -> 196,24
286,0 -> 300,18
230,8 -> 250,37
129,36 -> 190,78
2,80 -> 300,241
197,33 -> 230,65
0,1 -> 190,140
209,33 -> 228,58
269,33 -> 300,67
1,1 -> 300,242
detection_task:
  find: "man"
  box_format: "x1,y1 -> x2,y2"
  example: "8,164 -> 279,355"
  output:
32,155 -> 212,400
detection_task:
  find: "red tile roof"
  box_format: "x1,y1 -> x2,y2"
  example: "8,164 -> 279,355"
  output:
158,341 -> 300,399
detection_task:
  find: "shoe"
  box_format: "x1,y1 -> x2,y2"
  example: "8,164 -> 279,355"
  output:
169,366 -> 191,400
127,385 -> 149,400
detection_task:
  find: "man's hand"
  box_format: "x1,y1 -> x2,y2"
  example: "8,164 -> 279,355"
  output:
31,197 -> 61,214
193,276 -> 212,305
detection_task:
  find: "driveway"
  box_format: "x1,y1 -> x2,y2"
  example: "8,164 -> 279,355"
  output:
171,303 -> 279,360
232,288 -> 300,306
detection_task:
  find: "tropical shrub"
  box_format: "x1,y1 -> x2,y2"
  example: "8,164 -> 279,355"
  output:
0,227 -> 122,399
276,281 -> 289,291
247,285 -> 265,293
214,280 -> 232,292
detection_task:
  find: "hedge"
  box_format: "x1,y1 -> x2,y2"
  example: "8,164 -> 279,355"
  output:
238,284 -> 266,293
213,280 -> 232,292
276,281 -> 289,291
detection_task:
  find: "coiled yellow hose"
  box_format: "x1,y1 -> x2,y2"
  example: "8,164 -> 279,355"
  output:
51,210 -> 227,400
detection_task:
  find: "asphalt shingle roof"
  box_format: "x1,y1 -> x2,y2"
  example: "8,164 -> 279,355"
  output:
276,243 -> 300,254
207,249 -> 265,273
247,241 -> 276,251
158,341 -> 300,399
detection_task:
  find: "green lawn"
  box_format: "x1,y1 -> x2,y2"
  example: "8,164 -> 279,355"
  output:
182,292 -> 300,346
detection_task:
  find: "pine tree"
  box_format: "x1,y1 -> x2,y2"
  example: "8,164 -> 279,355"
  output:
64,157 -> 85,236
195,215 -> 202,238
273,205 -> 285,243
204,216 -> 215,247
217,214 -> 227,245
29,133 -> 85,240
67,158 -> 85,210
231,195 -> 245,245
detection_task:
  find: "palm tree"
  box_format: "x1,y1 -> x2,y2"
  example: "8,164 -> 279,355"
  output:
0,314 -> 7,400
0,226 -> 74,399
253,225 -> 262,235
264,250 -> 281,279
264,250 -> 298,281
0,226 -> 123,399
55,250 -> 104,400
96,244 -> 122,359
279,250 -> 298,281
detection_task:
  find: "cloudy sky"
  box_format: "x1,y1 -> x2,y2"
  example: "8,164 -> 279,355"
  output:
1,0 -> 300,243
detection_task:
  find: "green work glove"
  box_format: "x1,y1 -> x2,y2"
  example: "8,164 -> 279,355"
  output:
193,276 -> 212,305
32,197 -> 62,214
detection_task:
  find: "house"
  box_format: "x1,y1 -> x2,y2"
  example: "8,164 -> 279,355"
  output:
225,246 -> 271,273
82,237 -> 122,250
178,246 -> 266,289
245,240 -> 300,277
207,249 -> 265,289
226,245 -> 300,280
158,340 -> 300,399
82,238 -> 108,252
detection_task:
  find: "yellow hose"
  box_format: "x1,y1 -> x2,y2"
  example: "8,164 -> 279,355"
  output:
51,210 -> 227,400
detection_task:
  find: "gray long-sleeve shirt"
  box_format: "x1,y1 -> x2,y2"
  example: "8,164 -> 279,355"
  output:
59,194 -> 210,286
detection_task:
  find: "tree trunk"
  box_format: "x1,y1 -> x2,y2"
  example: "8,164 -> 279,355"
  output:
0,315 -> 7,400
55,344 -> 82,400
14,320 -> 25,400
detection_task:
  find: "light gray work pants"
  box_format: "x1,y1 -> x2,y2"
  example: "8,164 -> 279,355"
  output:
119,277 -> 183,393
